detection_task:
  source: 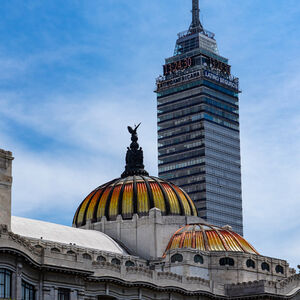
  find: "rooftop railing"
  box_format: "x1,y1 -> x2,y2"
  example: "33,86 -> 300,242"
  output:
177,28 -> 215,40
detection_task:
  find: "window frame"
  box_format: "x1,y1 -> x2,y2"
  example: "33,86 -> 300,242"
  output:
171,254 -> 183,263
82,253 -> 92,260
275,265 -> 284,274
58,288 -> 70,300
246,259 -> 255,269
194,254 -> 204,264
261,262 -> 270,272
22,280 -> 35,300
111,258 -> 121,265
219,257 -> 234,266
0,268 -> 12,299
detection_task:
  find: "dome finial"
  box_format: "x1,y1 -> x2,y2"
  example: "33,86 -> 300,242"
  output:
121,123 -> 149,178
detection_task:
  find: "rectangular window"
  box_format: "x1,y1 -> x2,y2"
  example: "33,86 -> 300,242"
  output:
0,269 -> 11,299
58,288 -> 70,300
22,280 -> 35,300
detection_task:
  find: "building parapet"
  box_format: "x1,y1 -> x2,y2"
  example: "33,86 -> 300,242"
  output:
226,275 -> 300,298
157,271 -> 182,282
126,266 -> 153,278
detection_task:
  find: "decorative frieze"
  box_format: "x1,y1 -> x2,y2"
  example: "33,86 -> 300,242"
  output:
157,271 -> 182,282
126,266 -> 153,278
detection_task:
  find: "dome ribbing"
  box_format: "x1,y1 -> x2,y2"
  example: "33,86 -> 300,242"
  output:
73,175 -> 197,227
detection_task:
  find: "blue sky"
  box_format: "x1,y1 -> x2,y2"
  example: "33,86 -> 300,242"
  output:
0,0 -> 299,268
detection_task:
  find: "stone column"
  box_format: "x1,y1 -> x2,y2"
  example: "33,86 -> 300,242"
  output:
54,287 -> 58,299
70,289 -> 78,300
77,290 -> 85,300
0,149 -> 13,231
11,269 -> 17,300
16,263 -> 23,300
35,283 -> 40,300
42,286 -> 52,300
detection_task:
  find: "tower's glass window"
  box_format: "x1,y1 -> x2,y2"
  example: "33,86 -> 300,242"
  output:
22,280 -> 35,300
58,288 -> 70,300
0,268 -> 11,299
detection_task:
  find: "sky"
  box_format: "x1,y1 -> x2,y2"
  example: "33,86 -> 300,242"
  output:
0,0 -> 299,268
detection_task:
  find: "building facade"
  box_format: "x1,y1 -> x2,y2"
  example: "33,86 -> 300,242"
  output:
156,0 -> 243,234
0,127 -> 299,299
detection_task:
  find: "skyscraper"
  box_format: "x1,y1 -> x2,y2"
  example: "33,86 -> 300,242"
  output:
156,0 -> 243,235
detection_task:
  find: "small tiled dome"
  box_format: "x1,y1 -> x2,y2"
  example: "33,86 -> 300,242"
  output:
73,175 -> 197,227
165,224 -> 259,255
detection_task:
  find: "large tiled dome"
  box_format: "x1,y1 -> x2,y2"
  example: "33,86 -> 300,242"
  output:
165,223 -> 259,255
73,175 -> 197,227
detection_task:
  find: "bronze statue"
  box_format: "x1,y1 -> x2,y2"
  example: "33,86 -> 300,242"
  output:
121,123 -> 149,178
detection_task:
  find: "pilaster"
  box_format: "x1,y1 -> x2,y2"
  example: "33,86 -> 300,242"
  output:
0,149 -> 13,231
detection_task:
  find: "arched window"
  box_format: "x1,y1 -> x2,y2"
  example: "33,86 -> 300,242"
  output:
67,250 -> 76,256
246,259 -> 255,269
51,247 -> 60,253
97,255 -> 106,262
125,260 -> 135,267
219,257 -> 234,266
83,253 -> 92,260
261,262 -> 270,271
111,258 -> 121,265
194,254 -> 204,264
22,280 -> 35,300
0,268 -> 12,299
171,254 -> 183,263
276,265 -> 284,274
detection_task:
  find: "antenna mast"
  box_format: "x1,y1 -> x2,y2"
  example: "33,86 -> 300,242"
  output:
190,0 -> 203,31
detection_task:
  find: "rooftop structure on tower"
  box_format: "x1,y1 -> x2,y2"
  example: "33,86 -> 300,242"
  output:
174,0 -> 218,56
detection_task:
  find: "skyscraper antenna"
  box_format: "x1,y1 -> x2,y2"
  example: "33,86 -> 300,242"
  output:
190,0 -> 203,31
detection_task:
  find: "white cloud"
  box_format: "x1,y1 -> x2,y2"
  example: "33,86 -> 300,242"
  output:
0,85 -> 158,227
241,63 -> 300,269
